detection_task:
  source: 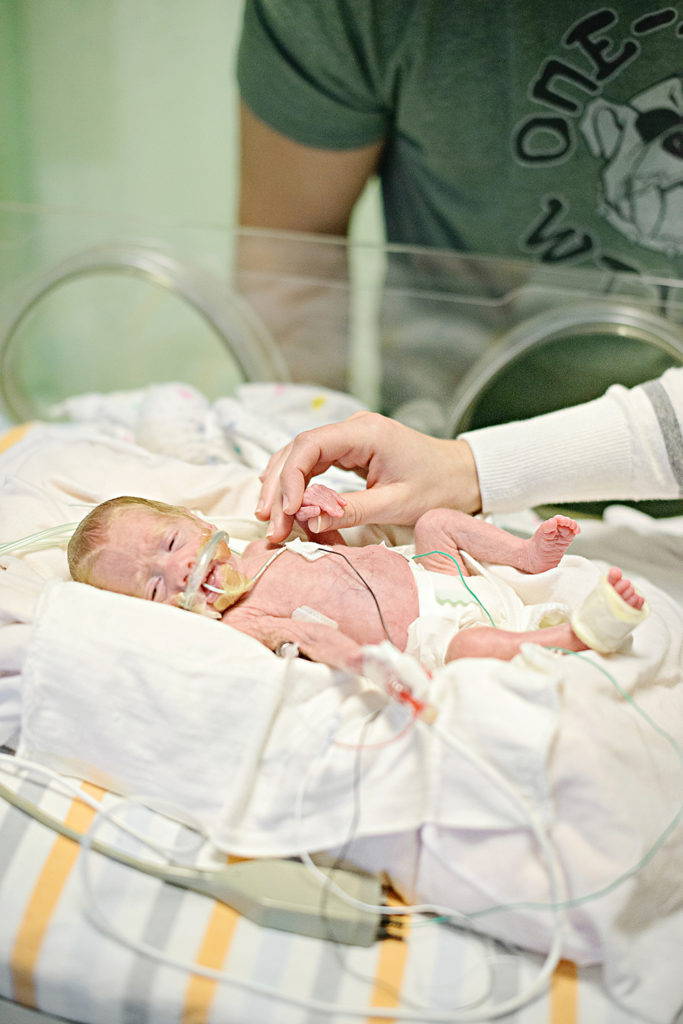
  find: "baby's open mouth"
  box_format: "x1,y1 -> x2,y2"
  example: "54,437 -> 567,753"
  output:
179,535 -> 253,617
201,563 -> 226,603
199,559 -> 254,613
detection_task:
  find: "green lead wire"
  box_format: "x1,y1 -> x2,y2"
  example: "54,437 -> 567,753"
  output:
412,549 -> 496,626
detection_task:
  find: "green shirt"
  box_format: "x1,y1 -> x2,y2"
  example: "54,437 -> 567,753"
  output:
238,0 -> 683,279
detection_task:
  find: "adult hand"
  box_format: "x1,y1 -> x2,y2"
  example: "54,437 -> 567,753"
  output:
256,412 -> 482,542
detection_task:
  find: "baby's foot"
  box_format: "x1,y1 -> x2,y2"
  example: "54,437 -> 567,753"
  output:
525,515 -> 580,573
607,567 -> 646,610
569,565 -> 648,653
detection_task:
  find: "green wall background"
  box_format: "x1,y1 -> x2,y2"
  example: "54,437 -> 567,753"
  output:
2,0 -> 243,222
0,1 -> 383,423
1,0 -> 381,230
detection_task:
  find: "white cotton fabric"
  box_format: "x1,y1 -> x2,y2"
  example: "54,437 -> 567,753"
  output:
19,579 -> 522,852
18,575 -> 558,860
0,472 -> 59,746
16,553 -> 683,1021
3,384 -> 683,1021
52,380 -> 367,492
461,365 -> 683,513
404,553 -> 570,670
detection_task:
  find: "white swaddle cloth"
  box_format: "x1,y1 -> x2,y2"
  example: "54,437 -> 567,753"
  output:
404,551 -> 571,670
18,579 -> 558,858
15,553 -> 683,1021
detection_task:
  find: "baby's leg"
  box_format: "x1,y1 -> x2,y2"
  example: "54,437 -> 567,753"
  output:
413,508 -> 579,576
445,566 -> 644,661
445,621 -> 586,661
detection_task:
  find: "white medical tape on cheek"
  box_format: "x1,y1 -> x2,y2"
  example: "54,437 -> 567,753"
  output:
570,575 -> 649,654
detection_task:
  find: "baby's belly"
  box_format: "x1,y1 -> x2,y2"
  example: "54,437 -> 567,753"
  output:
292,546 -> 419,650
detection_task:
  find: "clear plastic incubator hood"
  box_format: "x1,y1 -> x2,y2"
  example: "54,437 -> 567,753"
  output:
1,201 -> 682,515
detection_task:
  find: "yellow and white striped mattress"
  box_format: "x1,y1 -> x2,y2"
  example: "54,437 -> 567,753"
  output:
0,767 -> 635,1024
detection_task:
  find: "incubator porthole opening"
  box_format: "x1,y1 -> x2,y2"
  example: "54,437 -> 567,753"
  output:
0,245 -> 288,424
448,302 -> 683,518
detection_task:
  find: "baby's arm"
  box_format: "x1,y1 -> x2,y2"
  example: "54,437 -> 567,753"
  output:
227,610 -> 362,670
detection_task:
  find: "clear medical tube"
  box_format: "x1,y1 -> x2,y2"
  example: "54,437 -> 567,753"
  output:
0,522 -> 80,556
176,530 -> 229,611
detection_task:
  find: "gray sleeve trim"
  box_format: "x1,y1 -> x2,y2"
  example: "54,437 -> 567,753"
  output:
642,379 -> 683,494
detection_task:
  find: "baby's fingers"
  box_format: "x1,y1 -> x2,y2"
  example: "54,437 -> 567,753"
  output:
294,504 -> 322,524
301,483 -> 347,517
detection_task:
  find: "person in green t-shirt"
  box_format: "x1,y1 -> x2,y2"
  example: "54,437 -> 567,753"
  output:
236,0 -> 683,515
238,0 -> 682,276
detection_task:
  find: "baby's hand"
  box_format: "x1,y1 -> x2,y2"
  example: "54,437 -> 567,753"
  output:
294,483 -> 347,526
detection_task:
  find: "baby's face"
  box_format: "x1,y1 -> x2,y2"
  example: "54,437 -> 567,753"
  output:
90,506 -> 237,615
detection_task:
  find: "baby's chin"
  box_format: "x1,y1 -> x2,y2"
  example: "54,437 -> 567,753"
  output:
211,562 -> 253,612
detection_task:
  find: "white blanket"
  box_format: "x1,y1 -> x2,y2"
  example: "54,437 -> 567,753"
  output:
16,555 -> 683,1021
0,384 -> 406,750
1,384 -> 683,1022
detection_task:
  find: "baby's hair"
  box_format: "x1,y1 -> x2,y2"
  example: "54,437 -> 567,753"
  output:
67,495 -> 192,584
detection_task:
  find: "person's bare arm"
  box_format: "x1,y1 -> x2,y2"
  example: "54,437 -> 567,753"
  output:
228,610 -> 362,671
239,103 -> 383,234
237,104 -> 385,390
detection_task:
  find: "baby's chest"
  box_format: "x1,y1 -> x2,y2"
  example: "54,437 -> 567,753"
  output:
278,548 -> 415,623
265,554 -> 366,617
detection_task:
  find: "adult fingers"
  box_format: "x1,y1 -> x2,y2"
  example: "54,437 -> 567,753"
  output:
257,414 -> 394,540
305,481 -> 414,533
257,432 -> 352,542
263,487 -> 296,542
270,421 -> 372,513
256,444 -> 292,520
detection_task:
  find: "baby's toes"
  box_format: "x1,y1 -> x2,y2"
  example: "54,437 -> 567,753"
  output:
557,515 -> 579,537
620,581 -> 645,609
612,575 -> 645,609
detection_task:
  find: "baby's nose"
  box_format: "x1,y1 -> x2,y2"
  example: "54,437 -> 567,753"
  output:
171,552 -> 196,589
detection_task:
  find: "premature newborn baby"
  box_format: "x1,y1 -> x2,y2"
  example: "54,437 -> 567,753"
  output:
67,490 -> 647,670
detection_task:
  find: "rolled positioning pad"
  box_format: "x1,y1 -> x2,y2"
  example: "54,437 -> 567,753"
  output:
571,574 -> 649,654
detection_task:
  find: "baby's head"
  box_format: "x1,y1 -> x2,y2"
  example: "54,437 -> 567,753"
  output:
68,496 -> 251,618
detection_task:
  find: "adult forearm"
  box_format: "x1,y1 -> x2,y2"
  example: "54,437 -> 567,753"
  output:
461,369 -> 683,512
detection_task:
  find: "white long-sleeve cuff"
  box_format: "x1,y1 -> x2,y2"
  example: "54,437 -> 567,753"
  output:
459,394 -> 635,513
